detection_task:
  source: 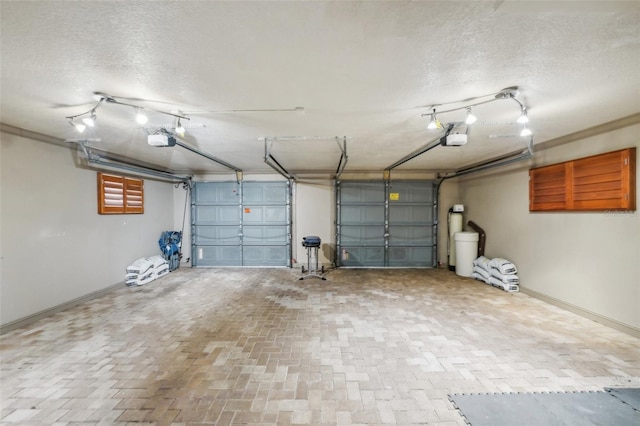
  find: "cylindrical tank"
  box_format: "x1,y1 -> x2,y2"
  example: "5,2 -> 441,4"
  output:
454,232 -> 479,277
448,208 -> 464,270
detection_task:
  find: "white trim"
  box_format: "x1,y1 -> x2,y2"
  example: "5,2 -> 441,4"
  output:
521,287 -> 640,339
0,282 -> 122,335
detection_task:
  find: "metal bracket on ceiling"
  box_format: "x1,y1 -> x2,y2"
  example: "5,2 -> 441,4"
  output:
262,136 -> 350,181
263,137 -> 295,181
334,136 -> 348,180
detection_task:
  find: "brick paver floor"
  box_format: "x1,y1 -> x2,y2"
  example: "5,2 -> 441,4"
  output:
1,268 -> 639,425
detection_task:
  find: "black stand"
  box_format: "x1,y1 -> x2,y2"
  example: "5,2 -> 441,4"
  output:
299,236 -> 326,280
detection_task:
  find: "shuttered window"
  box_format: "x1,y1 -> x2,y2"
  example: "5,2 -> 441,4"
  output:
529,163 -> 567,211
97,173 -> 144,214
529,147 -> 636,212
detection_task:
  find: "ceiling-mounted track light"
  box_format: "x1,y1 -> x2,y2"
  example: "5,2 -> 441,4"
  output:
520,124 -> 532,137
465,107 -> 477,125
65,92 -> 191,134
69,119 -> 86,133
517,108 -> 529,124
135,108 -> 148,125
82,112 -> 96,127
421,86 -> 533,142
66,98 -> 104,133
427,109 -> 442,129
175,118 -> 185,136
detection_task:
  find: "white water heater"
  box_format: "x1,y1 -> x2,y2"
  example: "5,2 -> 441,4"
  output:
448,204 -> 464,270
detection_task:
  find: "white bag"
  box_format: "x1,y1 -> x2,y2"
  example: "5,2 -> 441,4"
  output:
126,257 -> 154,276
473,265 -> 491,280
489,257 -> 518,275
473,256 -> 492,272
488,276 -> 519,292
490,269 -> 520,284
471,271 -> 490,284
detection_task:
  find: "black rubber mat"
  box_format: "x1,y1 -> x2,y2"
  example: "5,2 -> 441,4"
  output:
449,389 -> 640,426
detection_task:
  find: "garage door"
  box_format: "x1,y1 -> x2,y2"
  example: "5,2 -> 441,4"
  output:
336,180 -> 437,267
192,181 -> 291,267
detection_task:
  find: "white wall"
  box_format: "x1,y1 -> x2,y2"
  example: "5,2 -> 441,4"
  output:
293,179 -> 335,267
0,132 -> 174,326
437,179 -> 461,267
458,123 -> 639,332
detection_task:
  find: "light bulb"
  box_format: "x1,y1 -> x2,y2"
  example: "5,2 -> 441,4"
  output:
465,108 -> 477,125
517,109 -> 529,124
427,109 -> 439,129
520,126 -> 532,137
175,119 -> 185,136
82,114 -> 95,127
136,110 -> 148,125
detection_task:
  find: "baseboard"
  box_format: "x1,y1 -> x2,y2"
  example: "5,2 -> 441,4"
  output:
0,282 -> 123,335
521,287 -> 640,338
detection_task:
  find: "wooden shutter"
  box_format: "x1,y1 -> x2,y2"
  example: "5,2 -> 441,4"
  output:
124,177 -> 144,213
529,147 -> 636,212
98,173 -> 144,214
529,163 -> 567,211
571,149 -> 635,210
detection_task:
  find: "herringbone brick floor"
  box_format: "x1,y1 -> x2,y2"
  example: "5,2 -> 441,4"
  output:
1,268 -> 639,425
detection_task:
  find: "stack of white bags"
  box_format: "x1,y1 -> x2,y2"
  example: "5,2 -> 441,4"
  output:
126,255 -> 170,287
471,256 -> 519,292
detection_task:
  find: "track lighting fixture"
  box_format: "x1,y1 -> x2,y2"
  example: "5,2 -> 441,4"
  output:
520,125 -> 532,137
135,109 -> 148,125
465,107 -> 477,125
65,92 -> 190,135
517,108 -> 529,124
427,109 -> 442,130
421,87 -> 532,142
69,119 -> 86,133
175,118 -> 185,136
82,113 -> 96,127
66,99 -> 103,132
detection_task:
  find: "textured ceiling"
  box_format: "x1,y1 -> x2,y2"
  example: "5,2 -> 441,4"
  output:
1,1 -> 639,176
